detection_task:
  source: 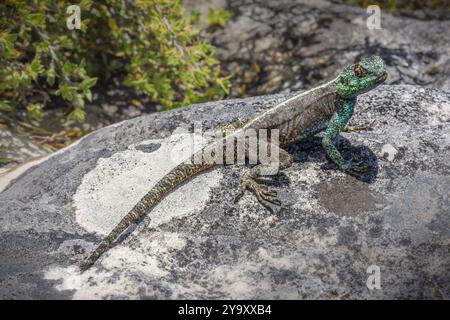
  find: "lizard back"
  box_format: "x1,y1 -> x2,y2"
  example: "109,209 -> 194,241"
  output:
243,80 -> 339,146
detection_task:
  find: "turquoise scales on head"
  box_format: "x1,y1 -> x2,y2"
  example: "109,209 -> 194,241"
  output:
336,55 -> 388,98
80,55 -> 388,272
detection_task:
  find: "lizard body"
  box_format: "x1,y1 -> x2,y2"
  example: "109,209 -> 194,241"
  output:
80,55 -> 387,271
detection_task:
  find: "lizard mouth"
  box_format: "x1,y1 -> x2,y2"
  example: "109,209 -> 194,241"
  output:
377,72 -> 388,83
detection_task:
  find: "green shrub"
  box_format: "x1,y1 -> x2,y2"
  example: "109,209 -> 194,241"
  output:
0,0 -> 232,122
207,8 -> 232,28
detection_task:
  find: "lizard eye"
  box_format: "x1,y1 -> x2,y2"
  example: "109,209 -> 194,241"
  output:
353,64 -> 368,77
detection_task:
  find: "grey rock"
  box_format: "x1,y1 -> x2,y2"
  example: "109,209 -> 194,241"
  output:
330,0 -> 450,21
0,85 -> 449,299
213,0 -> 450,96
0,128 -> 52,175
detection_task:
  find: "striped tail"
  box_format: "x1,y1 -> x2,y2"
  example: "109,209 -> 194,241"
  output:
79,161 -> 215,272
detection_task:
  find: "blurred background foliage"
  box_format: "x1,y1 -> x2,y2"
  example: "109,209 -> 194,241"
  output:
0,0 -> 232,124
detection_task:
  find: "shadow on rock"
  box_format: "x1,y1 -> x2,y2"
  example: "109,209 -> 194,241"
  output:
264,172 -> 291,188
288,135 -> 379,184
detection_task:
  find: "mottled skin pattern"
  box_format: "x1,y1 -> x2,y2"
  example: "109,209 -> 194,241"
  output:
80,56 -> 387,272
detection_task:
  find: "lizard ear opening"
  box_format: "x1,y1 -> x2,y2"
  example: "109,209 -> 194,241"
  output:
353,64 -> 368,78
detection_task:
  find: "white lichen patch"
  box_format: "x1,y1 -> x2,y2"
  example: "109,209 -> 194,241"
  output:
143,232 -> 187,253
381,143 -> 398,161
101,246 -> 169,276
205,262 -> 270,299
291,226 -> 339,248
421,101 -> 450,124
44,232 -> 188,299
73,130 -> 223,236
44,265 -> 142,300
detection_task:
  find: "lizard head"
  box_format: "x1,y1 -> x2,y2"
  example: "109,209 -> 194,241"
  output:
335,55 -> 388,98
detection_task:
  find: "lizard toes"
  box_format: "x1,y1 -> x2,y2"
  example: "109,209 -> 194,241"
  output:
351,160 -> 369,173
258,188 -> 281,206
234,190 -> 245,203
264,196 -> 281,206
237,176 -> 281,210
262,189 -> 277,198
254,193 -> 275,213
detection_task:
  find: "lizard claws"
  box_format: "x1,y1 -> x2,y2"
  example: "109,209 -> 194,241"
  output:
336,159 -> 369,178
350,160 -> 369,172
235,175 -> 281,211
343,159 -> 369,176
234,189 -> 245,203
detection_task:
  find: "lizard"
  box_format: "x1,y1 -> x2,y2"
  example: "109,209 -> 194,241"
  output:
80,55 -> 387,272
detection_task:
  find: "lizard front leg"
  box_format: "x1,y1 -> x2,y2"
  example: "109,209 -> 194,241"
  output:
235,144 -> 293,211
322,98 -> 366,172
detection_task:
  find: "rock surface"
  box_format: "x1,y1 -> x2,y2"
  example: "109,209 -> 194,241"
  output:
0,128 -> 52,175
215,0 -> 450,96
0,84 -> 449,299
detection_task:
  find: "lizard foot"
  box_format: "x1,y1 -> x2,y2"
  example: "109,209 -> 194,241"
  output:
343,125 -> 367,132
350,160 -> 369,172
234,175 -> 281,212
343,121 -> 374,132
341,159 -> 369,176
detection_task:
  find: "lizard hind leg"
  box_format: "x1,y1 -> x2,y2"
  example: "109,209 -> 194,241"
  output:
235,147 -> 293,212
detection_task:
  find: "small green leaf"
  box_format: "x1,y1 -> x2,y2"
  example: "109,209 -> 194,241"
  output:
189,10 -> 200,25
62,61 -> 76,75
46,68 -> 56,86
4,33 -> 18,43
55,85 -> 77,101
35,41 -> 49,53
68,108 -> 86,123
73,94 -> 85,109
27,103 -> 44,121
29,55 -> 44,79
0,100 -> 13,112
81,77 -> 97,89
207,9 -> 232,28
85,90 -> 93,102
26,14 -> 46,27
80,0 -> 94,10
